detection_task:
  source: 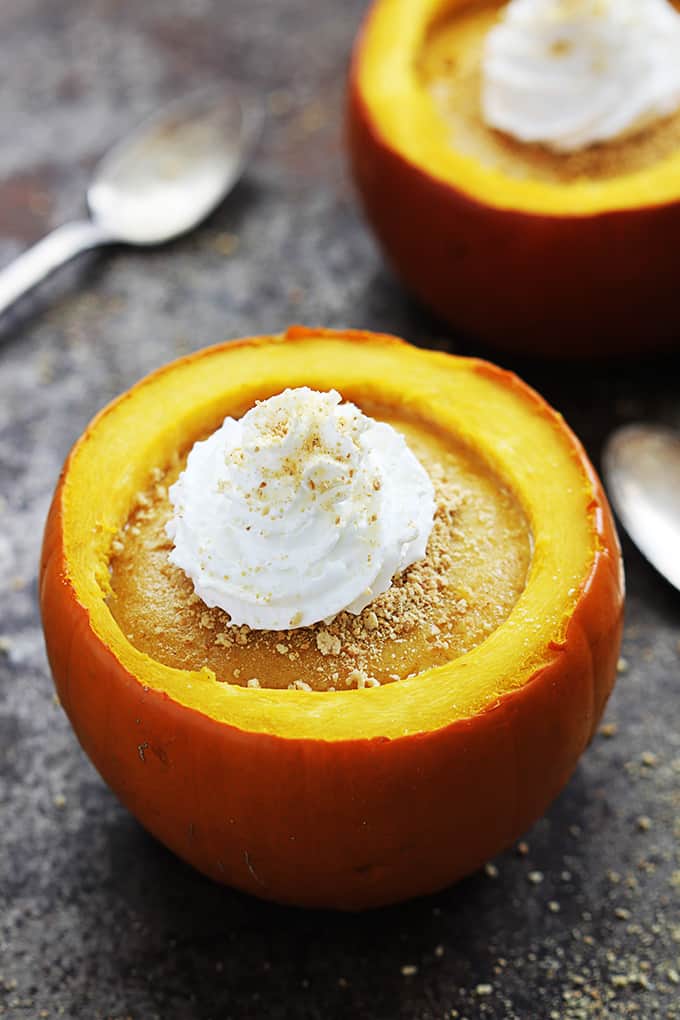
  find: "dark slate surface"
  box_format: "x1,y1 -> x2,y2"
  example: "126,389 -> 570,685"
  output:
1,2 -> 679,1018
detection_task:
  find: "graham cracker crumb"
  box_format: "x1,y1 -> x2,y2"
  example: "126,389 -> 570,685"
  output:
235,625 -> 250,646
316,630 -> 341,656
288,679 -> 313,691
346,668 -> 380,689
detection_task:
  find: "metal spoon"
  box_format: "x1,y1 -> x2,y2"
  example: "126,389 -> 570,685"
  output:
0,85 -> 261,316
602,423 -> 680,591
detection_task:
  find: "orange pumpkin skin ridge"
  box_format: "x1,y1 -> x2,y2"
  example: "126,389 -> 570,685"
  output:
40,329 -> 624,910
347,14 -> 680,357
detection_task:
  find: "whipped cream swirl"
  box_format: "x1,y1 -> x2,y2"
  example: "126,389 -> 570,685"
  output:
166,388 -> 435,630
482,0 -> 680,152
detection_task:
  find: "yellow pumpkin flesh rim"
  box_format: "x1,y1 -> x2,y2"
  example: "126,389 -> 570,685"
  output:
61,332 -> 596,742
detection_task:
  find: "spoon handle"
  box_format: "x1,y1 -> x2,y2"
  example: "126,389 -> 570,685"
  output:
0,219 -> 112,317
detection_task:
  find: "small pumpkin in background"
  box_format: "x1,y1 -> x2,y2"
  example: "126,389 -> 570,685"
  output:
40,328 -> 624,909
347,0 -> 680,356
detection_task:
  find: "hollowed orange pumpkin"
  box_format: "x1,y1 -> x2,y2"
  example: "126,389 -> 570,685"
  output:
347,0 -> 680,356
40,327 -> 624,908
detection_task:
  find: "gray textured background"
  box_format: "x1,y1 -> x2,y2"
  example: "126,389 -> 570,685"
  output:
1,2 -> 679,1018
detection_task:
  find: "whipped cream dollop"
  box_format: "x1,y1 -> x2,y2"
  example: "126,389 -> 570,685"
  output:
482,0 -> 680,152
166,388 -> 435,630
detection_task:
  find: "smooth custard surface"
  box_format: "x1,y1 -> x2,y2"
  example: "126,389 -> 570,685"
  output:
418,1 -> 680,184
107,409 -> 531,691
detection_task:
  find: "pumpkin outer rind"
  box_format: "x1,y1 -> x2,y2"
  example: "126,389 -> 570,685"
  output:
347,7 -> 680,356
40,330 -> 624,909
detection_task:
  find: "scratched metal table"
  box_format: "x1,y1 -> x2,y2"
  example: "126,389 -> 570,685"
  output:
1,2 -> 679,1018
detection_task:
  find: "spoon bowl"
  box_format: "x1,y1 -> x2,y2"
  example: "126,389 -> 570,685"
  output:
602,423 -> 680,592
0,84 -> 261,316
88,86 -> 262,245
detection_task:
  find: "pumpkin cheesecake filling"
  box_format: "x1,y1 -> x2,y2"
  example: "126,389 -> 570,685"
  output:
417,0 -> 680,184
482,0 -> 680,153
107,404 -> 531,692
